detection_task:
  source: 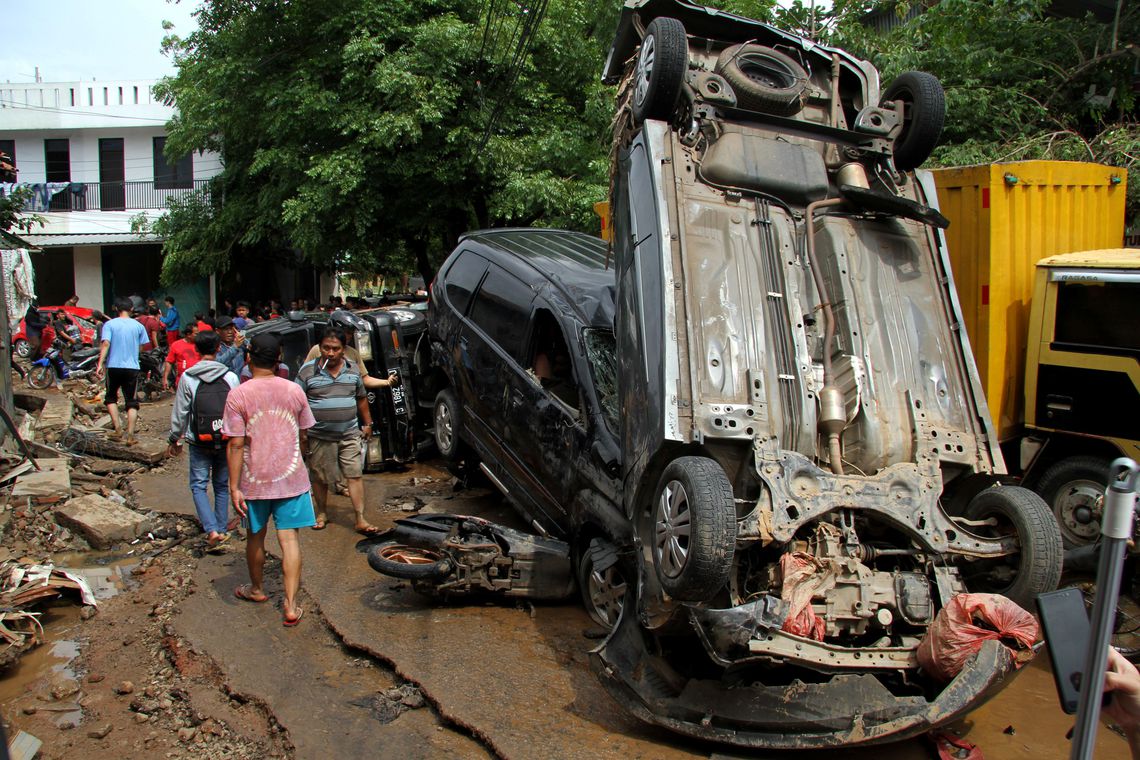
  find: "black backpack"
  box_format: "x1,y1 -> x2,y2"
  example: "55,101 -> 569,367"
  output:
190,376 -> 232,447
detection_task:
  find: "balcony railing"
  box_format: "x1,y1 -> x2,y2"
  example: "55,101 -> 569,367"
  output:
29,179 -> 211,212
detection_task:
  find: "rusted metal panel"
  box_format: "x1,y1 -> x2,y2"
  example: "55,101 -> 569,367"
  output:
929,161 -> 1127,439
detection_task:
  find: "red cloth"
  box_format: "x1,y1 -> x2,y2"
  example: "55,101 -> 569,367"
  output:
36,324 -> 56,357
917,593 -> 1038,682
166,329 -> 180,347
778,552 -> 831,641
165,338 -> 201,383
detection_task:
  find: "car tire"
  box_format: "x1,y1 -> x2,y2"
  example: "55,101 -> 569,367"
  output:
13,339 -> 29,359
367,542 -> 453,581
1034,456 -> 1111,549
651,456 -> 736,602
963,485 -> 1063,609
880,71 -> 945,171
27,365 -> 55,390
578,537 -> 628,629
715,43 -> 809,115
433,388 -> 463,463
631,17 -> 688,124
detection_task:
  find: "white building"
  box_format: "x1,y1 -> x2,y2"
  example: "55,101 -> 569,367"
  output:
0,79 -> 221,315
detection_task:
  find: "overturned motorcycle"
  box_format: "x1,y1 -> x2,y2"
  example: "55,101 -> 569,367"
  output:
366,514 -> 576,601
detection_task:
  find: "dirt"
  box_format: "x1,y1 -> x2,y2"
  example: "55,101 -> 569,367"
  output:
0,383 -> 1131,759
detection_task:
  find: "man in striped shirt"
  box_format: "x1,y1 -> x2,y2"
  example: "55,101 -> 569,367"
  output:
295,326 -> 381,535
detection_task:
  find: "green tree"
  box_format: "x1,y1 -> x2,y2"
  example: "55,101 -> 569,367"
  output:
156,0 -> 617,286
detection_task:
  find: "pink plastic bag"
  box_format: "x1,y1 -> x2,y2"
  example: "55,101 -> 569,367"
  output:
917,593 -> 1038,682
778,552 -> 834,641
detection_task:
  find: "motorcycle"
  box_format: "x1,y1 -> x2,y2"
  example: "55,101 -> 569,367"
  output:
138,346 -> 168,400
27,341 -> 99,389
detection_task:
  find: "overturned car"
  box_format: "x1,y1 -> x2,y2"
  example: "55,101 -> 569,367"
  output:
594,0 -> 1061,749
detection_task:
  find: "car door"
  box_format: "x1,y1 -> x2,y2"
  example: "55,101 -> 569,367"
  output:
499,305 -> 590,535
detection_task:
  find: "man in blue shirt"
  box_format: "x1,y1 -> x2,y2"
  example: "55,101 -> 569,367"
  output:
214,317 -> 246,376
95,298 -> 150,444
161,296 -> 181,347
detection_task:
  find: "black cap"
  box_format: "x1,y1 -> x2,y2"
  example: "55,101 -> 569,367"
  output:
248,332 -> 281,364
214,316 -> 235,329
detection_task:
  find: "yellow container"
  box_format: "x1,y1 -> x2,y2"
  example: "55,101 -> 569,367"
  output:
930,161 -> 1126,439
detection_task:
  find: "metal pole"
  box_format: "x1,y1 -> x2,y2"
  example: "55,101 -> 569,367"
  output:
1071,458 -> 1140,760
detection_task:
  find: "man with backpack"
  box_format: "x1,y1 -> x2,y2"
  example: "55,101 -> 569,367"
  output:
167,331 -> 240,547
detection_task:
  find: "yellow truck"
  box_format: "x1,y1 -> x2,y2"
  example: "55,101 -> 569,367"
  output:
931,161 -> 1136,547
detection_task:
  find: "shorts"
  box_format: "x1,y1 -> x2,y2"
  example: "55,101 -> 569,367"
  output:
245,492 -> 317,534
106,368 -> 140,410
307,435 -> 364,484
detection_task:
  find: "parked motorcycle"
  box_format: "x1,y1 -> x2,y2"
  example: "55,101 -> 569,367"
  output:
27,341 -> 100,389
138,346 -> 168,400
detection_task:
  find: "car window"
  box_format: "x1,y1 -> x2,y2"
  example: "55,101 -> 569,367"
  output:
584,328 -> 618,433
443,250 -> 488,315
528,308 -> 579,412
468,265 -> 532,361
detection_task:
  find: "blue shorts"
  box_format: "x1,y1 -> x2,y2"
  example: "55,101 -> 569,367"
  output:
245,492 -> 316,534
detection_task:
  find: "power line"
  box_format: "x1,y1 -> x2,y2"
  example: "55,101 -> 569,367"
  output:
0,100 -> 174,123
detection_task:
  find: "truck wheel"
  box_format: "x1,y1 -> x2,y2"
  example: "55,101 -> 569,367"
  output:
367,542 -> 453,581
578,537 -> 628,629
651,457 -> 736,602
715,43 -> 808,115
1034,456 -> 1110,548
433,388 -> 463,463
963,485 -> 1062,608
880,71 -> 945,171
631,17 -> 688,124
27,365 -> 55,390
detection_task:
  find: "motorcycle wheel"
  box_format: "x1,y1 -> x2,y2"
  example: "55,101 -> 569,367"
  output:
27,365 -> 56,390
367,542 -> 453,581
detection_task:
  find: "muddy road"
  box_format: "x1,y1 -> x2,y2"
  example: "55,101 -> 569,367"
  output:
0,392 -> 1130,758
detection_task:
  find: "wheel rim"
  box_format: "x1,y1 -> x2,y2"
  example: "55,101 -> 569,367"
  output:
29,366 -> 52,388
379,545 -> 441,565
435,401 -> 453,453
14,341 -> 28,358
655,479 -> 692,579
1053,478 -> 1103,545
586,561 -> 626,627
634,35 -> 656,108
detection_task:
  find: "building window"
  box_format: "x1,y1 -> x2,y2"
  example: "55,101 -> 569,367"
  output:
153,136 -> 193,189
70,88 -> 75,107
44,139 -> 70,182
133,86 -> 139,105
87,88 -> 93,106
0,140 -> 16,183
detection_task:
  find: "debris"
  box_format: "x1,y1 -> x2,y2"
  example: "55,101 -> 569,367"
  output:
11,458 -> 71,504
87,723 -> 113,739
178,727 -> 198,742
113,680 -> 135,695
7,729 -> 42,760
1002,725 -> 1015,735
50,679 -> 80,700
53,493 -> 151,549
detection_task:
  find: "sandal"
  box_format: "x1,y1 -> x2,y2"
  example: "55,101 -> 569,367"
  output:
283,608 -> 304,627
233,584 -> 269,603
312,516 -> 327,530
355,525 -> 383,537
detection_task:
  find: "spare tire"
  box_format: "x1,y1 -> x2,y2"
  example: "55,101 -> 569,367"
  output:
715,44 -> 808,115
631,17 -> 688,124
880,71 -> 945,171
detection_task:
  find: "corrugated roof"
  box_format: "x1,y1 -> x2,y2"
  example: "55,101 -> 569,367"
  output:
17,232 -> 161,248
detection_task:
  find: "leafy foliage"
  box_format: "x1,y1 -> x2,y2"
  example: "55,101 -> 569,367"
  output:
156,0 -> 617,285
0,187 -> 44,236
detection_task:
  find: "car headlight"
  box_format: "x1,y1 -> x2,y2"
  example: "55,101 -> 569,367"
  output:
355,331 -> 373,361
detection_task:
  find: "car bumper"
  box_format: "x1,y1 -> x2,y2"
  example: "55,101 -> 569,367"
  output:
590,602 -> 1017,749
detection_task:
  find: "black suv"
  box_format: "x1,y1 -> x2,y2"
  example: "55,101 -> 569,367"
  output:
426,228 -> 628,626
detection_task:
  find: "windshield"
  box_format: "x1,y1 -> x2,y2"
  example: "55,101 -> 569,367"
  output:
585,328 -> 619,434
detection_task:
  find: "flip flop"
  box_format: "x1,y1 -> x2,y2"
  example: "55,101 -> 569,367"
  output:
312,517 -> 327,530
233,584 -> 269,603
355,525 -> 383,537
283,608 -> 304,627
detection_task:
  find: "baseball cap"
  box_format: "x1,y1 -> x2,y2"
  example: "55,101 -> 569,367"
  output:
215,316 -> 235,329
248,332 -> 282,364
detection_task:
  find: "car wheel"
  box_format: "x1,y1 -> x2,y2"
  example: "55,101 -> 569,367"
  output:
433,388 -> 463,463
631,17 -> 688,124
880,71 -> 945,171
962,485 -> 1062,609
27,364 -> 55,390
13,339 -> 29,358
366,542 -> 453,581
715,43 -> 809,115
651,456 -> 736,602
1034,456 -> 1110,548
579,538 -> 628,629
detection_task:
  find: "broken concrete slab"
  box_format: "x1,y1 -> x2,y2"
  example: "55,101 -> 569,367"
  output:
11,459 -> 71,504
53,494 -> 150,549
37,396 -> 74,433
61,427 -> 165,465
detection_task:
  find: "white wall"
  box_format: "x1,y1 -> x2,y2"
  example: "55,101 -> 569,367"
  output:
0,81 -> 171,130
72,246 -> 103,311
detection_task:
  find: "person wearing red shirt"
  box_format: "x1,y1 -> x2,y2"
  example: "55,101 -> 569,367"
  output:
136,309 -> 163,351
163,324 -> 201,389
